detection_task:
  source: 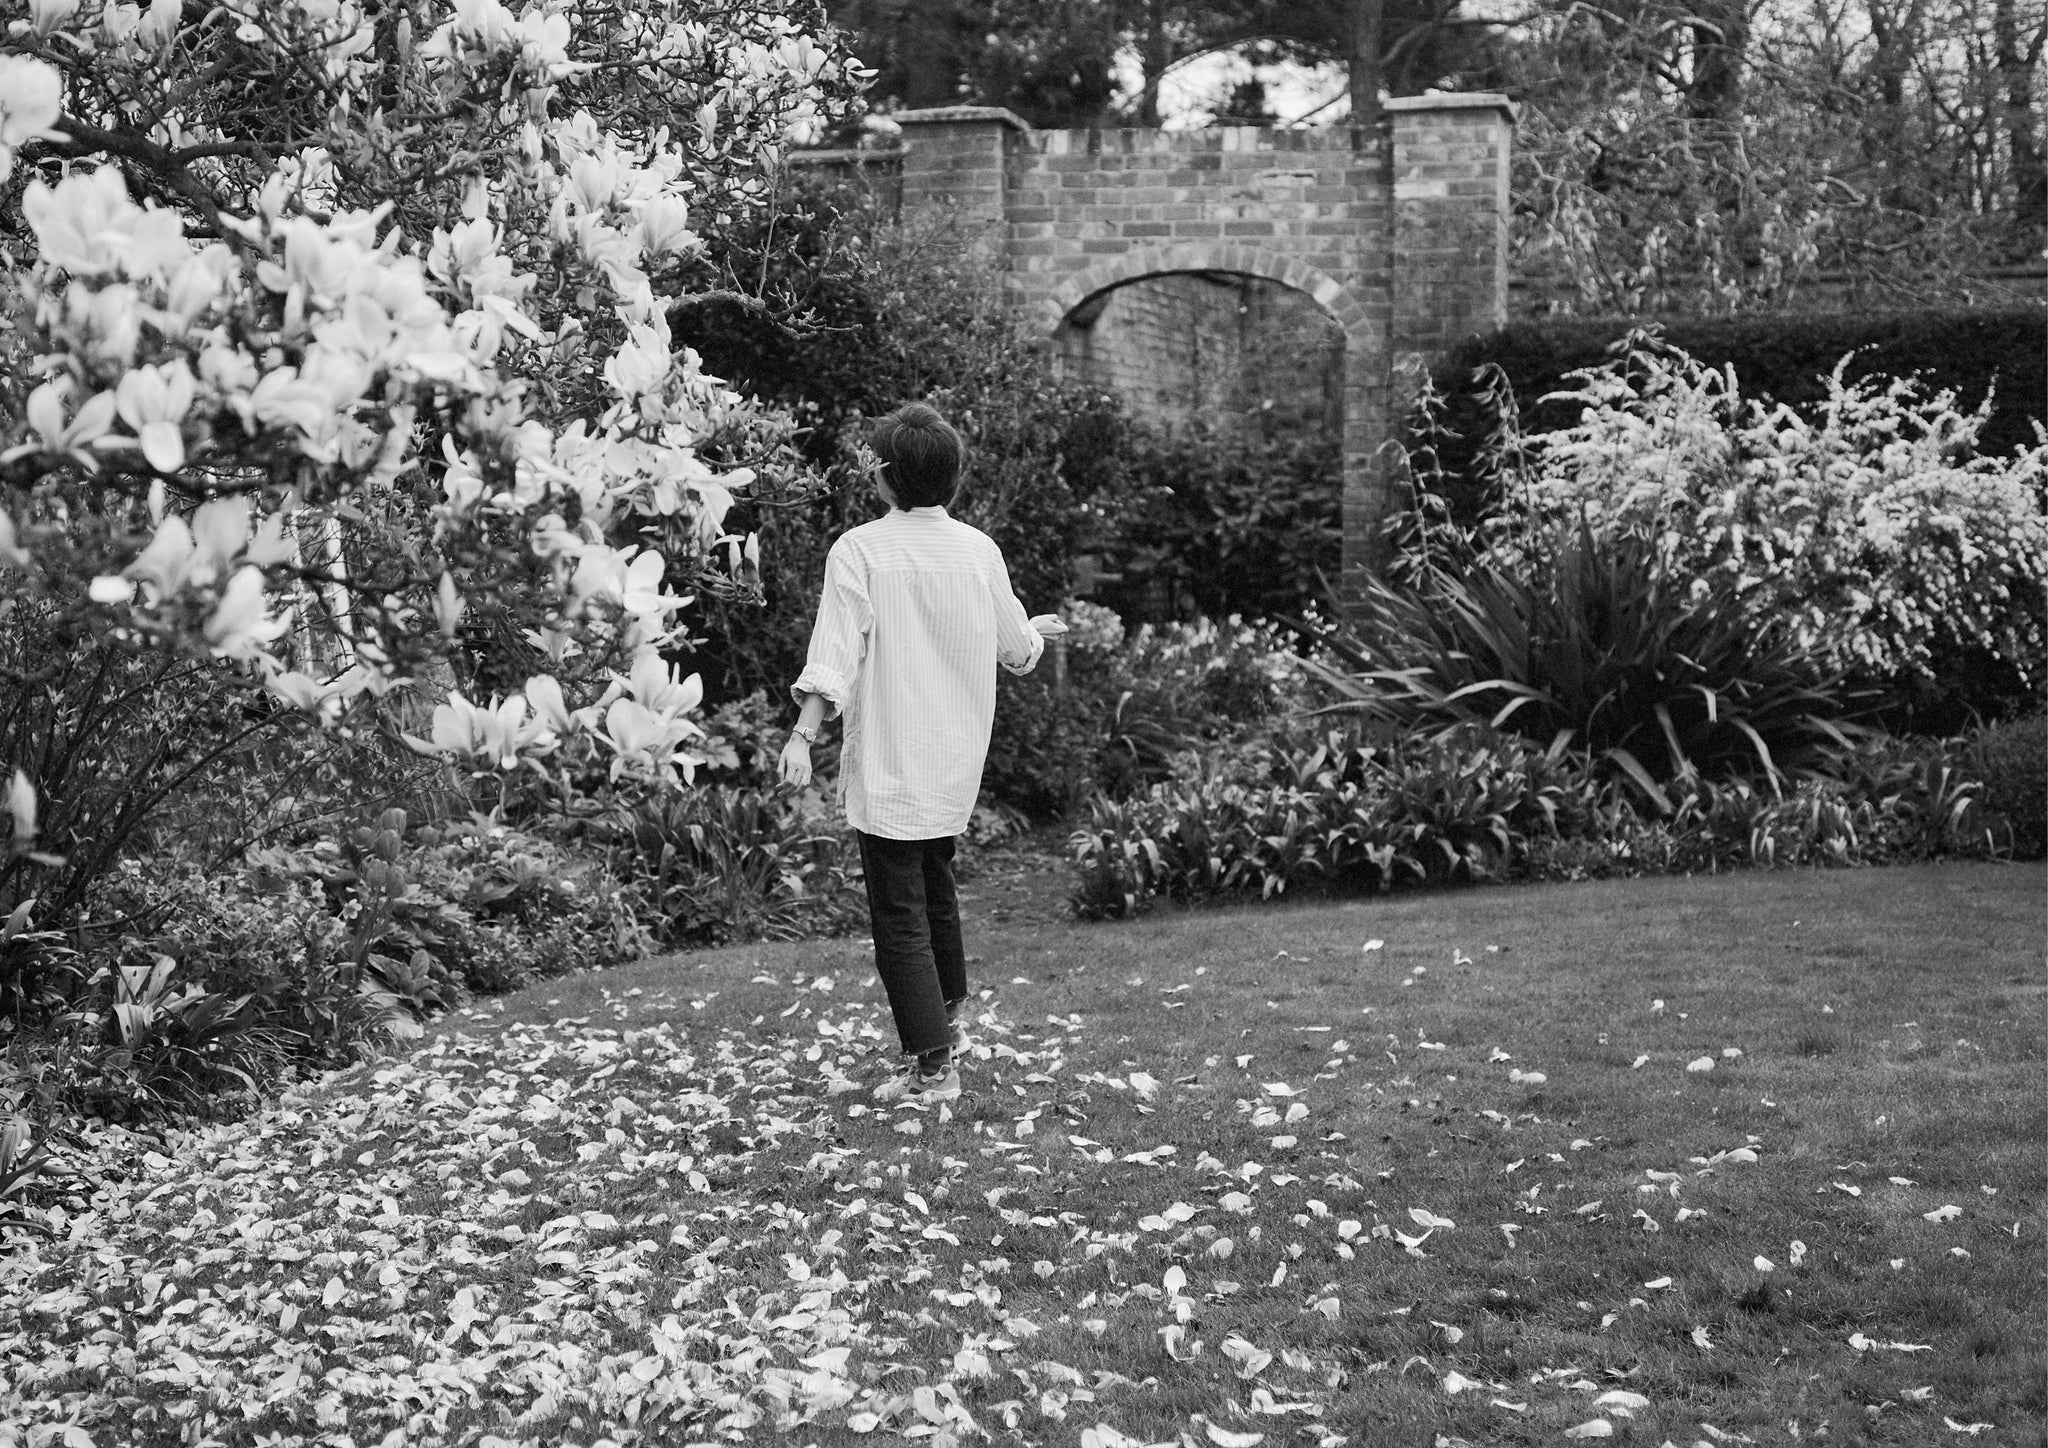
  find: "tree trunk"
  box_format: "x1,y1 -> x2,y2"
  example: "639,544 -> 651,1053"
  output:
1684,0 -> 1750,122
1135,0 -> 1174,127
1861,0 -> 1927,210
1348,0 -> 1384,130
1994,0 -> 2048,234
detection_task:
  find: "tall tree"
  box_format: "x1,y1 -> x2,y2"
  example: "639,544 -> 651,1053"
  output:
1348,0 -> 1385,129
1993,0 -> 2048,234
826,0 -> 1122,125
829,0 -> 1489,128
1477,0 -> 2044,311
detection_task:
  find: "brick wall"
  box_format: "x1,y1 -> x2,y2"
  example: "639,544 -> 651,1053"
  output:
1056,273 -> 1344,435
892,96 -> 1515,600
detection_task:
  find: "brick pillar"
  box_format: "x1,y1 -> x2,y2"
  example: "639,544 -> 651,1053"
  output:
1340,95 -> 1513,605
1387,93 -> 1516,412
894,106 -> 1031,251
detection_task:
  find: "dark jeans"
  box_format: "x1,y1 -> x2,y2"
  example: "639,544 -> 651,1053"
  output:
856,831 -> 966,1056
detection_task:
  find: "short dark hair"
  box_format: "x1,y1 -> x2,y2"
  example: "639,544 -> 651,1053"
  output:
870,402 -> 964,509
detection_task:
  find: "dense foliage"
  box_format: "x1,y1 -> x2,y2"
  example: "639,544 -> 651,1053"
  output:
1096,421 -> 1342,626
982,609 -> 1308,820
1482,0 -> 2047,312
1427,310 -> 2048,508
1966,712 -> 2048,859
1072,715 -> 2017,919
1404,333 -> 2048,731
1308,527 -> 1864,811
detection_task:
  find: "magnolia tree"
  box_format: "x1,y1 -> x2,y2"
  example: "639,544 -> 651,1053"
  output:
0,0 -> 861,894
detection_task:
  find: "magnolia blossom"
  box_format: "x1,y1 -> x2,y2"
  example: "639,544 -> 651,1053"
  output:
599,698 -> 701,783
405,692 -> 558,773
608,651 -> 704,718
0,53 -> 62,181
101,496 -> 293,606
635,195 -> 696,257
23,168 -> 190,280
25,0 -> 83,39
262,664 -> 370,719
523,673 -> 595,737
10,380 -> 116,459
418,0 -> 581,77
2,9 -> 848,790
113,360 -> 196,472
603,323 -> 670,403
135,0 -> 180,49
204,566 -> 290,659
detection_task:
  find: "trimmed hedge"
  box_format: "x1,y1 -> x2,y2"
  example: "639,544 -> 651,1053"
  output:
1967,712 -> 2047,859
1424,309 -> 2048,516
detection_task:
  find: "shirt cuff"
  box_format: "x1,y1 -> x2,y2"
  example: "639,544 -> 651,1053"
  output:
1001,629 -> 1045,676
792,665 -> 851,719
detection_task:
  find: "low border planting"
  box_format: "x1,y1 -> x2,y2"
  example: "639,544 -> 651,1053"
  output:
1069,723 -> 2010,920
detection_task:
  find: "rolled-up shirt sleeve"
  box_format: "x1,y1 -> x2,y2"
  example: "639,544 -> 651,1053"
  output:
988,543 -> 1045,677
792,540 -> 871,717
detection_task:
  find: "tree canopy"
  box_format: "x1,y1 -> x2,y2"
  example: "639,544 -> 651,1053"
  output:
0,0 -> 860,898
825,0 -> 1482,127
824,0 -> 2044,309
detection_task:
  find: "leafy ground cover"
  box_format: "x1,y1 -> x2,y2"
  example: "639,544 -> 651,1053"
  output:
2,859 -> 2042,1447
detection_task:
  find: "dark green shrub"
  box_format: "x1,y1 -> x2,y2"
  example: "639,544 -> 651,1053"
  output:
1069,717 -> 2002,920
982,614 -> 1311,819
0,1105 -> 66,1237
1070,722 -> 1607,918
1307,527 -> 1864,810
56,957 -> 288,1120
0,610 -> 302,1014
1967,713 -> 2047,859
136,867 -> 383,1064
983,666 -> 1115,821
1095,420 -> 1343,624
244,810 -> 647,1004
599,785 -> 860,946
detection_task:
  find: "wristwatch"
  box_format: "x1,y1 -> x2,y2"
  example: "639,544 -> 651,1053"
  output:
790,723 -> 820,745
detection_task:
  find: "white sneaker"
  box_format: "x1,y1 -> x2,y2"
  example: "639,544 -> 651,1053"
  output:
948,1016 -> 973,1058
872,1063 -> 961,1104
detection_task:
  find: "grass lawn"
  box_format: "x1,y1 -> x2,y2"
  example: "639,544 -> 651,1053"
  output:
2,858 -> 2042,1447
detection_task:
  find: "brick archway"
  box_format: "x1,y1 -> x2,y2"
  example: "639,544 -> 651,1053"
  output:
880,98 -> 1516,598
1035,244 -> 1367,343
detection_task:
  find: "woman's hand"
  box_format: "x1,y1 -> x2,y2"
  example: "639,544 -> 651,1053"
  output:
778,735 -> 813,790
1028,613 -> 1069,638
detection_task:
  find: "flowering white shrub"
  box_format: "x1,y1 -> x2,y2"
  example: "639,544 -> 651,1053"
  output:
1490,335 -> 2048,697
1059,598 -> 1127,655
0,0 -> 861,837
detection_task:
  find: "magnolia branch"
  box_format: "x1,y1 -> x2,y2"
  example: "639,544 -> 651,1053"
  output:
39,115 -> 255,225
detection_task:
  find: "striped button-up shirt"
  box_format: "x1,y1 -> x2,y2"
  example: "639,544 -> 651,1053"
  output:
792,506 -> 1044,839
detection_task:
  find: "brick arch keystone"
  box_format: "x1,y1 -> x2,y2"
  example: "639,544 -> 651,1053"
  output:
1036,244 -> 1368,342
